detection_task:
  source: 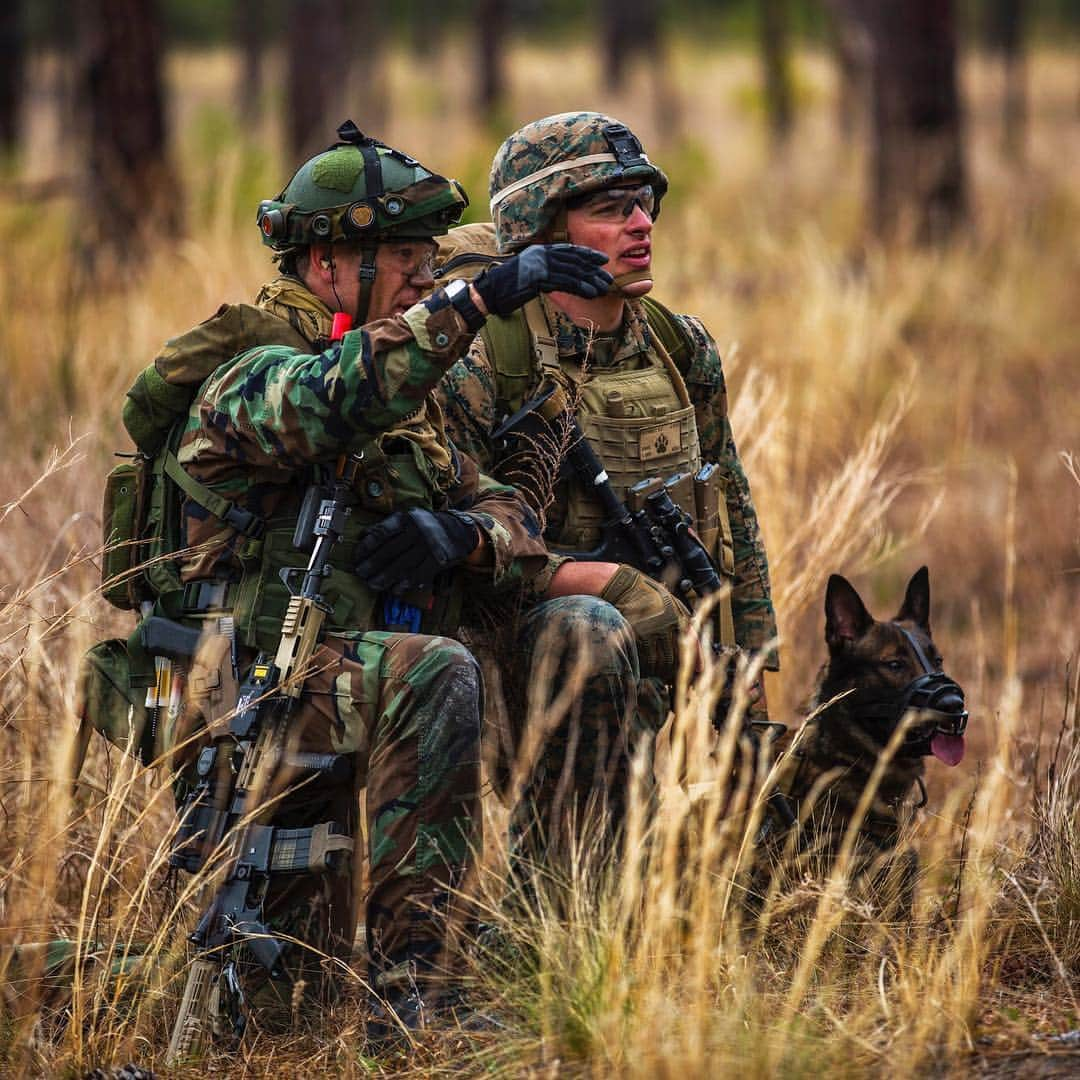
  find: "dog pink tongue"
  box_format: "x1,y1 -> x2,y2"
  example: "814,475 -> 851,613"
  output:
931,732 -> 965,766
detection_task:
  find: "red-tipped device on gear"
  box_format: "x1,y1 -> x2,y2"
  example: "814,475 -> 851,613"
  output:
331,312 -> 353,341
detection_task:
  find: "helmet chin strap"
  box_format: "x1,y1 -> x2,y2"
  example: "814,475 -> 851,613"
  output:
354,138 -> 385,324
355,241 -> 378,323
610,269 -> 653,298
550,205 -> 653,299
547,204 -> 652,299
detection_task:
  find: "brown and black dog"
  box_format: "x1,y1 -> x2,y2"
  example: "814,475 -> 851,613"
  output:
759,567 -> 968,878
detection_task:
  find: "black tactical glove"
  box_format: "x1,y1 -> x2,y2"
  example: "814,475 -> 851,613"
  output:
354,508 -> 480,594
473,244 -> 613,317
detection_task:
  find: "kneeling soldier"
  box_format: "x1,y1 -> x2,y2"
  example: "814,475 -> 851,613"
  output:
82,122 -> 615,1048
435,113 -> 780,863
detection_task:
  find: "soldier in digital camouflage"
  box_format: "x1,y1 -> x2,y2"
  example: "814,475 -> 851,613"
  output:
135,122 -> 621,1043
434,112 -> 779,867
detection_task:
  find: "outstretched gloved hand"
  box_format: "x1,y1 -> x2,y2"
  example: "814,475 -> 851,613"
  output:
473,244 -> 612,317
354,508 -> 480,594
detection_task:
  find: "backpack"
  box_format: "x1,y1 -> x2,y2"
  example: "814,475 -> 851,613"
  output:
85,303 -> 314,769
100,304 -> 311,612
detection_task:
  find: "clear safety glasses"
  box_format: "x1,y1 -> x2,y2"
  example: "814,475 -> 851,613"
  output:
568,184 -> 656,221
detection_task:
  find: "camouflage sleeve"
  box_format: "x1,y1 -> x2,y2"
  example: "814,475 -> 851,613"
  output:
435,334 -> 500,473
447,447 -> 566,600
674,314 -> 779,669
186,291 -> 476,470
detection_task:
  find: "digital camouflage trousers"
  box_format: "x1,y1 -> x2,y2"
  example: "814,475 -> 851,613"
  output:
488,596 -> 664,866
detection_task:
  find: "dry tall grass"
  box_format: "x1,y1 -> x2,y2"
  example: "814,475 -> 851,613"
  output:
1,39 -> 1078,1078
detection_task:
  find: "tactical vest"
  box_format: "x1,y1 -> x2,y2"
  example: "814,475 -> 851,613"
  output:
513,299 -> 701,551
435,223 -> 736,643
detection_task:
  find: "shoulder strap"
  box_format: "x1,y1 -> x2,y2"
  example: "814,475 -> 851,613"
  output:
479,311 -> 535,417
479,296 -> 698,418
433,222 -> 507,284
640,295 -> 695,372
163,452 -> 265,539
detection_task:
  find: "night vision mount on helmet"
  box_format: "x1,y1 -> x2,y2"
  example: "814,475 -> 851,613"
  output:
257,120 -> 469,320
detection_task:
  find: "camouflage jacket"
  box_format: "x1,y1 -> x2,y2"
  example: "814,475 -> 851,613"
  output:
437,295 -> 778,665
172,278 -> 557,602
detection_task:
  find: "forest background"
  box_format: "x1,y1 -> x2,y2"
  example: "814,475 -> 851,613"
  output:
0,1 -> 1078,1076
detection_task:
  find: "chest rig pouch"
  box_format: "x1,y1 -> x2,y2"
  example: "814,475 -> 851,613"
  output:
545,337 -> 700,550
197,435 -> 463,654
525,301 -> 737,645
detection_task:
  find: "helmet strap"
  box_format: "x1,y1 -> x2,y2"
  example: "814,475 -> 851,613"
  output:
552,204 -> 650,296
549,205 -> 569,244
354,140 -> 385,323
610,268 -> 654,298
355,241 -> 379,323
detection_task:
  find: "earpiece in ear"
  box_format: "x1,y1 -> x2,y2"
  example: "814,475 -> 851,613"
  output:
320,258 -> 332,269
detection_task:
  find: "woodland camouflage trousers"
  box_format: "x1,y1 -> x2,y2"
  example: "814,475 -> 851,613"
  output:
173,630 -> 482,1028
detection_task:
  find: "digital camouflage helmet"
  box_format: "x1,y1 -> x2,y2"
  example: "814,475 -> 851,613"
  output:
258,120 -> 469,319
489,112 -> 668,255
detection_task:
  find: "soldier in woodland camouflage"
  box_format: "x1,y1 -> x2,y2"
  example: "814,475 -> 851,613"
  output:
435,112 -> 779,862
123,124 -> 619,1040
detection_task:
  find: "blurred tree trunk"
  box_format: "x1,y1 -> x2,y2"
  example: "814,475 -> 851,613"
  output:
476,0 -> 506,124
650,39 -> 683,143
825,0 -> 871,143
349,0 -> 389,135
759,0 -> 794,145
285,0 -> 350,159
0,1 -> 25,155
986,0 -> 1027,159
859,0 -> 969,243
412,0 -> 444,59
601,0 -> 659,93
48,0 -> 79,149
599,0 -> 677,139
77,0 -> 180,263
234,0 -> 263,127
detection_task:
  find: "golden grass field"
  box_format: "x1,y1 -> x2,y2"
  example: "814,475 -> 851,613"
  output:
1,38 -> 1078,1077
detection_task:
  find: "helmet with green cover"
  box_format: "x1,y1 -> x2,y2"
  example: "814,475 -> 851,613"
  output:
258,120 -> 468,251
489,112 -> 668,255
257,121 -> 469,319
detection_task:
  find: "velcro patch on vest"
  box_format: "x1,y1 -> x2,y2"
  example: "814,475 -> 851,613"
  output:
640,421 -> 683,462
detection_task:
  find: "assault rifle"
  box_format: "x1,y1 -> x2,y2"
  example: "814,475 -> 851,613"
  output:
494,382 -> 784,748
492,383 -> 722,607
165,457 -> 360,1065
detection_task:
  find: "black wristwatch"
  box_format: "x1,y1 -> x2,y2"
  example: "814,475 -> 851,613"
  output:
443,278 -> 487,332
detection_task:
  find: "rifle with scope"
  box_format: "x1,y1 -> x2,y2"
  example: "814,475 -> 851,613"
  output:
493,382 -> 723,607
494,382 -> 785,743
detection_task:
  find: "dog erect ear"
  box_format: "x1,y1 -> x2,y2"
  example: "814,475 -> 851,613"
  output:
825,574 -> 873,649
895,565 -> 931,631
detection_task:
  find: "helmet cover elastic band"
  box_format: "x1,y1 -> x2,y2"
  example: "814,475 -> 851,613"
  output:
490,152 -> 650,213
